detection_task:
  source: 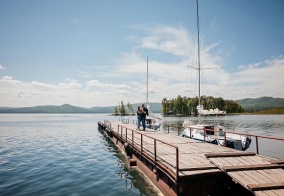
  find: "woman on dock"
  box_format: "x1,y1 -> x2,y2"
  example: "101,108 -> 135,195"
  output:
136,105 -> 142,130
141,104 -> 148,131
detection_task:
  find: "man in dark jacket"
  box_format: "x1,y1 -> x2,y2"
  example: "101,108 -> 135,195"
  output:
141,104 -> 148,131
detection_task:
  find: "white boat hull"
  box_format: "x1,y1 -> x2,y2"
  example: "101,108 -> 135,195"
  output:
182,125 -> 251,151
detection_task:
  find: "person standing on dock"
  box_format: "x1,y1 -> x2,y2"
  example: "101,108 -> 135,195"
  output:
141,104 -> 148,131
136,105 -> 142,130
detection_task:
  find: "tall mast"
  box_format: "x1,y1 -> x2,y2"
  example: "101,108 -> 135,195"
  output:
146,56 -> 149,107
196,0 -> 201,108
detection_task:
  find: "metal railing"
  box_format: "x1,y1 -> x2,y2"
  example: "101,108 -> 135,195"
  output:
115,124 -> 180,181
101,121 -> 284,181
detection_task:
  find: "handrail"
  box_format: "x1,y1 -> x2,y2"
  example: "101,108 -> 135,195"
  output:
117,124 -> 180,181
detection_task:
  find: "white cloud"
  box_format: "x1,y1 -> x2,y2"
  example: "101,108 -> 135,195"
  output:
0,24 -> 283,107
86,80 -> 131,93
222,56 -> 284,99
137,24 -> 192,58
0,64 -> 5,70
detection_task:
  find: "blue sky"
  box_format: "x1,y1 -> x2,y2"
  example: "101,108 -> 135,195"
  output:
0,0 -> 284,107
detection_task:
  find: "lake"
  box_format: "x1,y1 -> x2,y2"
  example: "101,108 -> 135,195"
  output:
0,114 -> 283,195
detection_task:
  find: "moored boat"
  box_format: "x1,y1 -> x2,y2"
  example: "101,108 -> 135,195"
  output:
182,121 -> 251,151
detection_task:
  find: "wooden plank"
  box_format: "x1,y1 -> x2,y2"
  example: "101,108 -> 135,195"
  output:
222,156 -> 243,166
254,190 -> 271,196
180,154 -> 212,165
243,170 -> 272,184
246,156 -> 272,165
209,157 -> 229,167
213,157 -> 235,167
235,156 -> 263,165
257,170 -> 283,183
247,182 -> 284,191
205,152 -> 256,158
228,171 -> 256,187
273,169 -> 284,179
266,190 -> 283,196
268,160 -> 284,164
179,168 -> 222,176
271,189 -> 284,195
222,164 -> 283,172
179,164 -> 218,171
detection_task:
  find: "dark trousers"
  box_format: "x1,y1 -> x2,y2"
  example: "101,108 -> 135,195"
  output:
141,116 -> 146,130
137,115 -> 142,129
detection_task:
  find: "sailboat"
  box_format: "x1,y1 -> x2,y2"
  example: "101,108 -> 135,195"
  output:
145,56 -> 161,130
182,0 -> 251,151
198,105 -> 226,116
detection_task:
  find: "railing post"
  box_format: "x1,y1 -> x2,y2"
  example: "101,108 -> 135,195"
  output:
141,134 -> 143,153
256,136 -> 259,154
203,129 -> 206,142
154,139 -> 157,164
178,126 -> 180,136
168,125 -> 170,133
126,128 -> 128,142
132,130 -> 134,146
121,126 -> 123,138
224,132 -> 227,147
117,125 -> 119,134
176,147 -> 179,180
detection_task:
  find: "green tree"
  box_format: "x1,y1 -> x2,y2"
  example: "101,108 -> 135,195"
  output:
162,98 -> 169,114
114,106 -> 118,115
119,101 -> 126,115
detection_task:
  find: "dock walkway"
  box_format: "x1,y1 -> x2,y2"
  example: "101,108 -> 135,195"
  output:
99,121 -> 284,196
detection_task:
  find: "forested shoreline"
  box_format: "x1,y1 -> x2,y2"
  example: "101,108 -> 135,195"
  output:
161,95 -> 243,116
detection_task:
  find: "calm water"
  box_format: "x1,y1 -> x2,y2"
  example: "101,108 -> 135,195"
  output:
0,114 -> 160,196
0,114 -> 283,195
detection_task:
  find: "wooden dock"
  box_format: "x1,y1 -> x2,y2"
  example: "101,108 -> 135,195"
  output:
98,121 -> 284,196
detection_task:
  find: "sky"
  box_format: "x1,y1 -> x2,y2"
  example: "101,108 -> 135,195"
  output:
0,0 -> 284,108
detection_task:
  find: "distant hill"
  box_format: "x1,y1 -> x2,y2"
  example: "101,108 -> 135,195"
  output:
0,104 -> 91,113
0,103 -> 162,113
236,97 -> 284,112
1,97 -> 283,113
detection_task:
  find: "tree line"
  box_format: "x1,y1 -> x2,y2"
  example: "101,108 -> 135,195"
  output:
161,95 -> 243,115
114,101 -> 134,115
